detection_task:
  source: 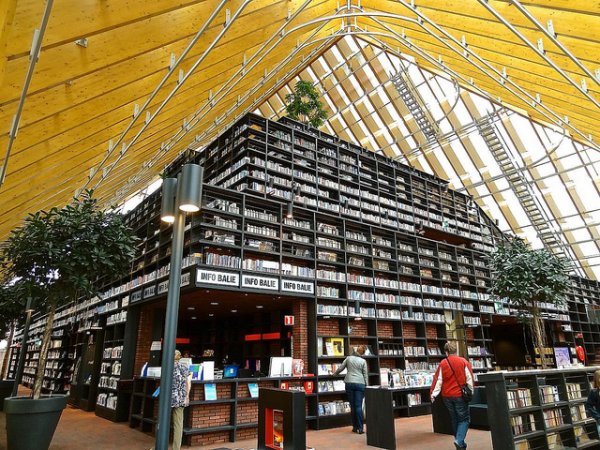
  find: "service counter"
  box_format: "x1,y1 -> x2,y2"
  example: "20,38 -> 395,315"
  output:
129,376 -> 316,446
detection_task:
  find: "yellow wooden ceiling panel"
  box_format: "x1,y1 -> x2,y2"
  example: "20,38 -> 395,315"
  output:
0,0 -> 598,277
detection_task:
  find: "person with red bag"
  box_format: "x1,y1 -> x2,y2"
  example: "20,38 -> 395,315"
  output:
430,342 -> 474,450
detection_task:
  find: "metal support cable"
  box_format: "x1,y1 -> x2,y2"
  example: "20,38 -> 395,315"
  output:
509,0 -> 599,87
0,0 -> 54,187
475,0 -> 600,109
82,0 -> 228,190
89,1 -> 252,191
393,0 -> 600,152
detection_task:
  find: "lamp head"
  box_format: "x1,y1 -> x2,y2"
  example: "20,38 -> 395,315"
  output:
160,177 -> 177,223
178,164 -> 203,212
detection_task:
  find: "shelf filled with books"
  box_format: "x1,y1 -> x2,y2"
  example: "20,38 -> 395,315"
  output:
12,111 -> 600,445
479,367 -> 600,450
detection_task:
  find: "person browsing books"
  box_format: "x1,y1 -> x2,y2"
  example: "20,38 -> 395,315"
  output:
430,342 -> 474,450
333,345 -> 368,434
585,370 -> 600,436
172,349 -> 191,450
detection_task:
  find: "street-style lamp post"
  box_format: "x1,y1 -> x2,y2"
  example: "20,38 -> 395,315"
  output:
155,164 -> 203,450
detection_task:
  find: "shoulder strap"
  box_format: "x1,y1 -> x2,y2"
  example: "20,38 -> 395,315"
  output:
446,356 -> 462,386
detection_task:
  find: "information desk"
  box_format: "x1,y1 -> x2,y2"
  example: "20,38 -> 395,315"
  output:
129,376 -> 316,447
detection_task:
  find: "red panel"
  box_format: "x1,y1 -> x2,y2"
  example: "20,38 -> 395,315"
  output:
245,333 -> 262,341
262,332 -> 281,340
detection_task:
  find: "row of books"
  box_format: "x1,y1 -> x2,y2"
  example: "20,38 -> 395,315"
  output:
317,363 -> 347,376
543,408 -> 564,428
566,382 -> 584,400
318,380 -> 345,392
539,384 -> 560,404
510,413 -> 536,435
318,401 -> 350,416
380,368 -> 434,388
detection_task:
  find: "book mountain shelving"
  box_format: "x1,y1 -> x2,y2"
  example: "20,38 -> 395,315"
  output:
6,113 -> 600,446
479,367 -> 600,450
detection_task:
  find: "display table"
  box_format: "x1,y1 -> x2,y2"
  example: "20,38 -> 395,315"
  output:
430,396 -> 453,435
257,388 -> 305,450
365,387 -> 396,450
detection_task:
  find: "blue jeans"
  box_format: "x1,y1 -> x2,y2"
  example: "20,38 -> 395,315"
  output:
443,396 -> 470,448
345,383 -> 365,431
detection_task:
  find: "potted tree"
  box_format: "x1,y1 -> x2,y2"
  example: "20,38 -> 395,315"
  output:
285,80 -> 328,128
1,190 -> 136,450
489,237 -> 570,369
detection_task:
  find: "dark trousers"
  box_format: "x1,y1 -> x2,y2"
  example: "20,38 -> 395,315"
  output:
345,382 -> 366,431
443,396 -> 470,448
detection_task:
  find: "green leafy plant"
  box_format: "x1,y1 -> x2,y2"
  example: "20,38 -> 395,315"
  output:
0,279 -> 44,379
1,190 -> 137,398
285,80 -> 328,128
489,238 -> 570,368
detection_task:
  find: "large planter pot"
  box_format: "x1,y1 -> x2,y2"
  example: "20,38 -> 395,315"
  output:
4,395 -> 67,450
0,380 -> 14,411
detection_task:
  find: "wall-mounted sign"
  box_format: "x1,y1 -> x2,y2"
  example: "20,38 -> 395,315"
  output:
284,315 -> 295,326
242,274 -> 279,291
197,269 -> 239,286
281,279 -> 314,294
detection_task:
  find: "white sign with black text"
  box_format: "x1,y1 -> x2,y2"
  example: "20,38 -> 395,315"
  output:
241,274 -> 279,291
196,269 -> 239,286
281,279 -> 314,294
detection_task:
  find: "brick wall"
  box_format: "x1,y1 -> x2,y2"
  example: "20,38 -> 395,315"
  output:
236,401 -> 258,425
377,321 -> 394,338
190,403 -> 231,429
235,427 -> 257,441
134,305 -> 153,375
402,322 -> 417,338
379,358 -> 397,369
349,320 -> 368,336
292,300 -> 308,366
317,318 -> 339,335
425,324 -> 438,340
466,328 -> 475,342
191,431 -> 229,446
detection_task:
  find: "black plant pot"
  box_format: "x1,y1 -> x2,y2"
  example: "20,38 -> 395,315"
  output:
0,380 -> 14,411
4,395 -> 67,450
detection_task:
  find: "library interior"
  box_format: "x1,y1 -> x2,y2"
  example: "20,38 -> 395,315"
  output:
0,2 -> 599,450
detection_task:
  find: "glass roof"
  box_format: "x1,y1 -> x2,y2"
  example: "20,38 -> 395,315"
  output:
256,35 -> 600,280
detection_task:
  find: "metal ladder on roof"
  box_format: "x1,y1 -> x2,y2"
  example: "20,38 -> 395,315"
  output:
391,65 -> 439,142
476,115 -> 578,271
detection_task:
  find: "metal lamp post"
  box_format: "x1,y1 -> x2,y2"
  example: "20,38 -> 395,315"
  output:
155,164 -> 203,450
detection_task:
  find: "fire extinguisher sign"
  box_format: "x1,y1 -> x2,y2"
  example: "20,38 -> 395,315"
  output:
284,315 -> 295,326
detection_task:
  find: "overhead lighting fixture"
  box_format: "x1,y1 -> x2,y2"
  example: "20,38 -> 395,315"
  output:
256,305 -> 264,309
210,302 -> 219,306
160,178 -> 177,223
231,309 -> 237,313
187,307 -> 195,311
191,316 -> 197,320
178,164 -> 203,212
209,313 -> 214,317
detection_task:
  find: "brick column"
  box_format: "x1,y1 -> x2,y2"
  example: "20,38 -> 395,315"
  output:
292,299 -> 308,367
134,304 -> 154,375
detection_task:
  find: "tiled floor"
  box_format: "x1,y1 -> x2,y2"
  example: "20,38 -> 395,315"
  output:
0,404 -> 493,450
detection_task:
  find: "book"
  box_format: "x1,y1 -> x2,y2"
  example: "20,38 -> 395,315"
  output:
204,383 -> 217,401
248,383 -> 259,398
292,359 -> 304,377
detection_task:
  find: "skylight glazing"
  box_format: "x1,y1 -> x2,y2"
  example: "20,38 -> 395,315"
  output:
258,35 -> 600,279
